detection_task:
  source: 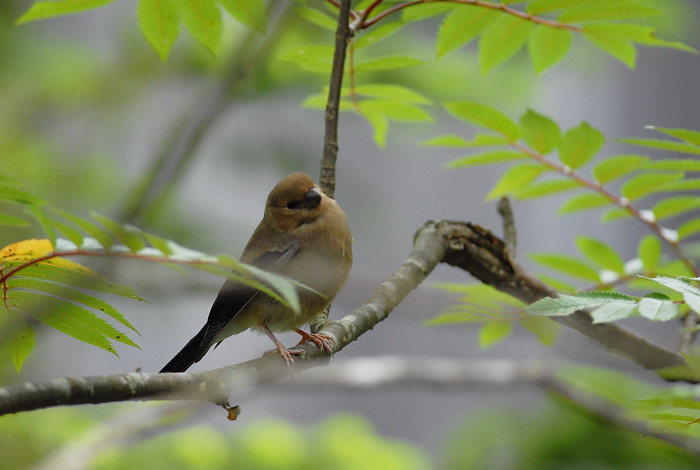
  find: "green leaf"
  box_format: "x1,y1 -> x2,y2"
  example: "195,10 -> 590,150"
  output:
0,323 -> 35,373
559,3 -> 662,23
590,300 -> 638,323
422,133 -> 509,148
92,212 -> 146,252
220,0 -> 266,32
443,149 -> 525,169
575,236 -> 624,273
643,159 -> 700,172
0,184 -> 46,205
617,138 -> 700,155
528,26 -> 572,74
582,25 -> 696,53
14,263 -> 144,300
640,276 -> 700,314
354,22 -> 403,49
559,193 -> 611,214
521,316 -> 559,346
16,0 -> 117,24
530,253 -> 600,281
436,6 -> 499,57
277,44 -> 334,73
10,292 -> 128,355
426,310 -> 485,326
0,214 -> 29,227
353,84 -> 432,104
600,207 -> 631,223
486,163 -> 547,200
138,0 -> 180,61
652,196 -> 700,220
293,6 -> 334,30
679,217 -> 700,241
592,154 -> 649,184
357,100 -> 432,123
525,294 -> 605,316
354,55 -> 424,71
558,121 -> 605,169
27,205 -> 56,248
444,102 -> 521,140
479,14 -> 535,75
478,321 -> 513,348
660,178 -> 700,192
402,2 -> 454,22
526,0 -> 612,15
519,109 -> 561,154
176,0 -> 222,54
638,297 -> 679,321
52,209 -> 114,248
638,235 -> 661,272
583,26 -> 636,68
7,278 -> 139,333
49,218 -> 84,247
646,126 -> 700,146
359,108 -> 389,148
620,172 -> 684,200
512,179 -> 580,200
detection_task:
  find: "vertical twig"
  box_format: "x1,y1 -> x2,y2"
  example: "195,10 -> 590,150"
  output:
319,0 -> 354,198
497,196 -> 516,259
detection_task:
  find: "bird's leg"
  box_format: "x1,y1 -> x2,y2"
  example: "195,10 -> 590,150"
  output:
259,323 -> 295,368
294,328 -> 334,355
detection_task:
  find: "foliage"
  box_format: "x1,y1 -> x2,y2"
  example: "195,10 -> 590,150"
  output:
0,408 -> 430,470
0,176 -> 305,372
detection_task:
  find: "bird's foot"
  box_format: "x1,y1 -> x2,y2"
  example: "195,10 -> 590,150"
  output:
294,328 -> 334,355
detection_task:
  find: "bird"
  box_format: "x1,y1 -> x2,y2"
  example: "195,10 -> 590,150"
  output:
160,172 -> 353,373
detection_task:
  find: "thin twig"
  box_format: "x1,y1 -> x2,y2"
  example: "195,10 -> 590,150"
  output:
320,0 -> 354,198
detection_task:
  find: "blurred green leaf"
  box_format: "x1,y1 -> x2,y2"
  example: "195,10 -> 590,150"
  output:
638,235 -> 661,272
519,109 -> 561,154
620,172 -> 684,200
560,3 -> 662,23
617,138 -> 700,155
646,126 -> 700,146
16,0 -> 117,24
678,217 -> 700,241
486,163 -> 547,199
138,0 -> 180,61
445,102 -> 521,140
558,121 -> 605,169
176,0 -> 222,55
479,321 -> 513,348
528,26 -> 572,74
652,196 -> 700,220
530,253 -> 600,281
443,149 -> 524,169
559,193 -> 611,214
583,27 -> 637,68
638,296 -> 679,321
436,7 -> 499,57
513,179 -> 580,200
576,236 -> 625,273
221,0 -> 266,32
294,5 -> 335,30
92,212 -> 146,252
592,154 -> 649,184
479,15 -> 534,75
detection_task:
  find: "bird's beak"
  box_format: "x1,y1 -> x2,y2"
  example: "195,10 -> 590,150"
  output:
301,187 -> 322,209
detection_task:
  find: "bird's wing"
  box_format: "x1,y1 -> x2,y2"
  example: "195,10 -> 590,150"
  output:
160,242 -> 302,373
201,241 -> 302,343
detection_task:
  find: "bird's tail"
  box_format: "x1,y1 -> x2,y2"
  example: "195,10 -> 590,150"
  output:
160,326 -> 212,373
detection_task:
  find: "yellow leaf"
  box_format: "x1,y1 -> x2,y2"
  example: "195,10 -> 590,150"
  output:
0,239 -> 92,273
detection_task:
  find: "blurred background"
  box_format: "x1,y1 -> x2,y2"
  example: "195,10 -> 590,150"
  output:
2,0 -> 700,468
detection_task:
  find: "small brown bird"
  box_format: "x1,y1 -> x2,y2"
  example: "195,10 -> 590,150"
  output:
160,172 -> 353,372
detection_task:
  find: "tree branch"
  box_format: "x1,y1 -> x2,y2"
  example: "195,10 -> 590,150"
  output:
319,0 -> 353,198
0,220 -> 690,415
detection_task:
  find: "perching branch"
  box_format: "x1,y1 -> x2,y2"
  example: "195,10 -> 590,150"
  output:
0,219 -> 690,415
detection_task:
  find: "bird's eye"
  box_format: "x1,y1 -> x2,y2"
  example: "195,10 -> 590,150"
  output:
286,200 -> 301,210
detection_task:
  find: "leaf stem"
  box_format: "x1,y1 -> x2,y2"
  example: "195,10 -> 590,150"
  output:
509,141 -> 699,278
